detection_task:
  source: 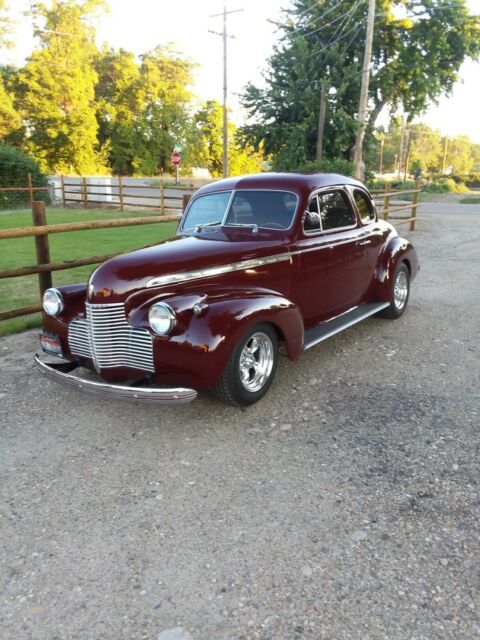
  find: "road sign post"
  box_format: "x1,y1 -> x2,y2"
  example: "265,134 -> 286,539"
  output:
171,151 -> 181,185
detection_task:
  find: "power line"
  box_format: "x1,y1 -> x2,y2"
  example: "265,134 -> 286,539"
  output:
304,1 -> 363,40
295,0 -> 351,32
284,0 -> 366,42
330,0 -> 364,37
300,18 -> 363,64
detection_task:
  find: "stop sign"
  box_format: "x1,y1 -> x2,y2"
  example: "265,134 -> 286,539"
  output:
171,151 -> 181,166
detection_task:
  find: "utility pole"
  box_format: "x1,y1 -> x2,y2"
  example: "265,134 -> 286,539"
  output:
379,138 -> 384,175
353,0 -> 376,180
316,84 -> 327,163
209,6 -> 243,178
403,130 -> 411,181
398,115 -> 406,179
442,137 -> 449,174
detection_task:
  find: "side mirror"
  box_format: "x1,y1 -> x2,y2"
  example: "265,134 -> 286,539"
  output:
303,210 -> 321,231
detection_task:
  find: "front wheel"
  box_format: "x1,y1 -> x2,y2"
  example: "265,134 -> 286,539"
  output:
377,262 -> 410,319
213,323 -> 278,406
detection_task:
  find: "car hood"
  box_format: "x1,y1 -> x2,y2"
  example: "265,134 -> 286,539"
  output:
88,233 -> 289,303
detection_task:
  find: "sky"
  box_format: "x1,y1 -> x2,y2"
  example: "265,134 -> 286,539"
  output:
5,0 -> 480,143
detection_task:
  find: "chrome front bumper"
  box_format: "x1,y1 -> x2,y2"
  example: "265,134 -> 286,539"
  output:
34,354 -> 198,405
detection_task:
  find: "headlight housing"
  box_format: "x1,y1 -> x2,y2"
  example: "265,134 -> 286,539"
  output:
42,288 -> 64,316
148,302 -> 176,335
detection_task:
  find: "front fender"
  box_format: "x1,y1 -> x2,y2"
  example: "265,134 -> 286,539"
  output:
41,283 -> 87,347
128,287 -> 304,389
373,236 -> 419,302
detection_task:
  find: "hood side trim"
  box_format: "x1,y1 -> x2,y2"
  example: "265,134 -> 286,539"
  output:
146,253 -> 292,288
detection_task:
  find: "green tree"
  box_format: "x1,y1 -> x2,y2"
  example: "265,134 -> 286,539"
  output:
12,0 -> 107,174
95,45 -> 197,176
130,45 -> 195,175
191,100 -> 224,176
229,140 -> 266,176
189,100 -> 265,177
241,0 -> 480,171
95,47 -> 141,175
0,74 -> 21,140
0,144 -> 49,208
444,135 -> 479,174
407,125 -> 445,174
0,1 -> 22,140
0,0 -> 13,48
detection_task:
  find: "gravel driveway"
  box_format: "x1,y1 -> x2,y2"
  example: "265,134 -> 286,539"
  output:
1,208 -> 479,640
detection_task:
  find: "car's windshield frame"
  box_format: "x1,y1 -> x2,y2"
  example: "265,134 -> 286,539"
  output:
181,189 -> 299,232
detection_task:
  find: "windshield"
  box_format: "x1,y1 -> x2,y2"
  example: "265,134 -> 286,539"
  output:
182,190 -> 298,231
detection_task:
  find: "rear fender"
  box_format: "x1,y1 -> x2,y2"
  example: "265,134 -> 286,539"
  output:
373,237 -> 419,301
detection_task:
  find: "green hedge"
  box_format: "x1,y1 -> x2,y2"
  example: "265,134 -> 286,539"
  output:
0,145 -> 50,209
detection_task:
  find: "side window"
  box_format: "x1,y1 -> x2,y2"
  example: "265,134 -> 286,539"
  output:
304,196 -> 321,233
353,189 -> 375,224
318,191 -> 355,230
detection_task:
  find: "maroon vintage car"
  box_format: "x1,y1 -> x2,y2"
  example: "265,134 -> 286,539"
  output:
35,173 -> 419,406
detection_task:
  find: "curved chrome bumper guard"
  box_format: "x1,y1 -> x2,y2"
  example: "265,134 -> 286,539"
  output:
34,354 -> 197,405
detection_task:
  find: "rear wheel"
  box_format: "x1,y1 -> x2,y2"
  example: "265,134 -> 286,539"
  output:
213,323 -> 278,406
378,262 -> 410,319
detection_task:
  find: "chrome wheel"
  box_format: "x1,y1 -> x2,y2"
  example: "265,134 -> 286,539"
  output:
393,270 -> 409,310
238,332 -> 274,393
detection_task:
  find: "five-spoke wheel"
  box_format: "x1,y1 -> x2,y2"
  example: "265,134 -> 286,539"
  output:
214,323 -> 278,406
378,262 -> 410,319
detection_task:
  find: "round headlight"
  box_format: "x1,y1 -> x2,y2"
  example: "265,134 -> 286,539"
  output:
149,302 -> 176,335
42,288 -> 64,316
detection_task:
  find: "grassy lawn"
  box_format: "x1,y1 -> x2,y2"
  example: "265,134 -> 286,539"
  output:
0,207 -> 177,336
459,196 -> 480,204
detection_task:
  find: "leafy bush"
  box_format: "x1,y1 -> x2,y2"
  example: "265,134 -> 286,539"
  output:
464,173 -> 480,189
0,145 -> 50,209
280,158 -> 356,177
423,178 -> 469,193
391,179 -> 416,190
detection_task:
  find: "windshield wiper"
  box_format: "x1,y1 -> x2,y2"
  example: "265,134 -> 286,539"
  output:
194,220 -> 222,232
224,223 -> 259,234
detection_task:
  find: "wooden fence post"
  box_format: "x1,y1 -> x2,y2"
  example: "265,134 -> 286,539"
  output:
160,179 -> 165,214
31,200 -> 52,296
383,182 -> 391,220
118,175 -> 124,212
182,194 -> 191,213
82,176 -> 88,209
27,173 -> 33,206
60,175 -> 66,208
410,180 -> 419,231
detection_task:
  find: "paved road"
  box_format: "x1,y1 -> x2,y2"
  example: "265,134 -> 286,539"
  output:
1,211 -> 479,639
418,201 -> 480,215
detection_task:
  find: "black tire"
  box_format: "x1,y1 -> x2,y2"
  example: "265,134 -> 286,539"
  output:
377,262 -> 410,319
213,323 -> 278,406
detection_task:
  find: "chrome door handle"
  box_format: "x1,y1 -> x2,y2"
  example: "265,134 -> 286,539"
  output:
358,239 -> 372,245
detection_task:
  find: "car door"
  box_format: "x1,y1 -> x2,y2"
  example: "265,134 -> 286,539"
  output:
348,187 -> 385,290
291,187 -> 367,325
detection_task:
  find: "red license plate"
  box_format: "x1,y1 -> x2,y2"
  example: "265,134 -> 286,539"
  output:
40,333 -> 63,358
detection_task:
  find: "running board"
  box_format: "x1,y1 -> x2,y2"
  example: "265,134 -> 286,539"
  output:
303,302 -> 389,350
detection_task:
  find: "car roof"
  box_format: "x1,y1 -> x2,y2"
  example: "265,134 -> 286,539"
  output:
196,172 -> 365,197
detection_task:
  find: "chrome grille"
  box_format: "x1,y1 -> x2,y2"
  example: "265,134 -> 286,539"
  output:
68,303 -> 154,372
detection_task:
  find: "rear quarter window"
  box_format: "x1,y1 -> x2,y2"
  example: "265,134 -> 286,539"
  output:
353,189 -> 375,224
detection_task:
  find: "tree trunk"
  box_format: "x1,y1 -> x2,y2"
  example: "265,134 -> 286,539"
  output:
352,0 -> 376,179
